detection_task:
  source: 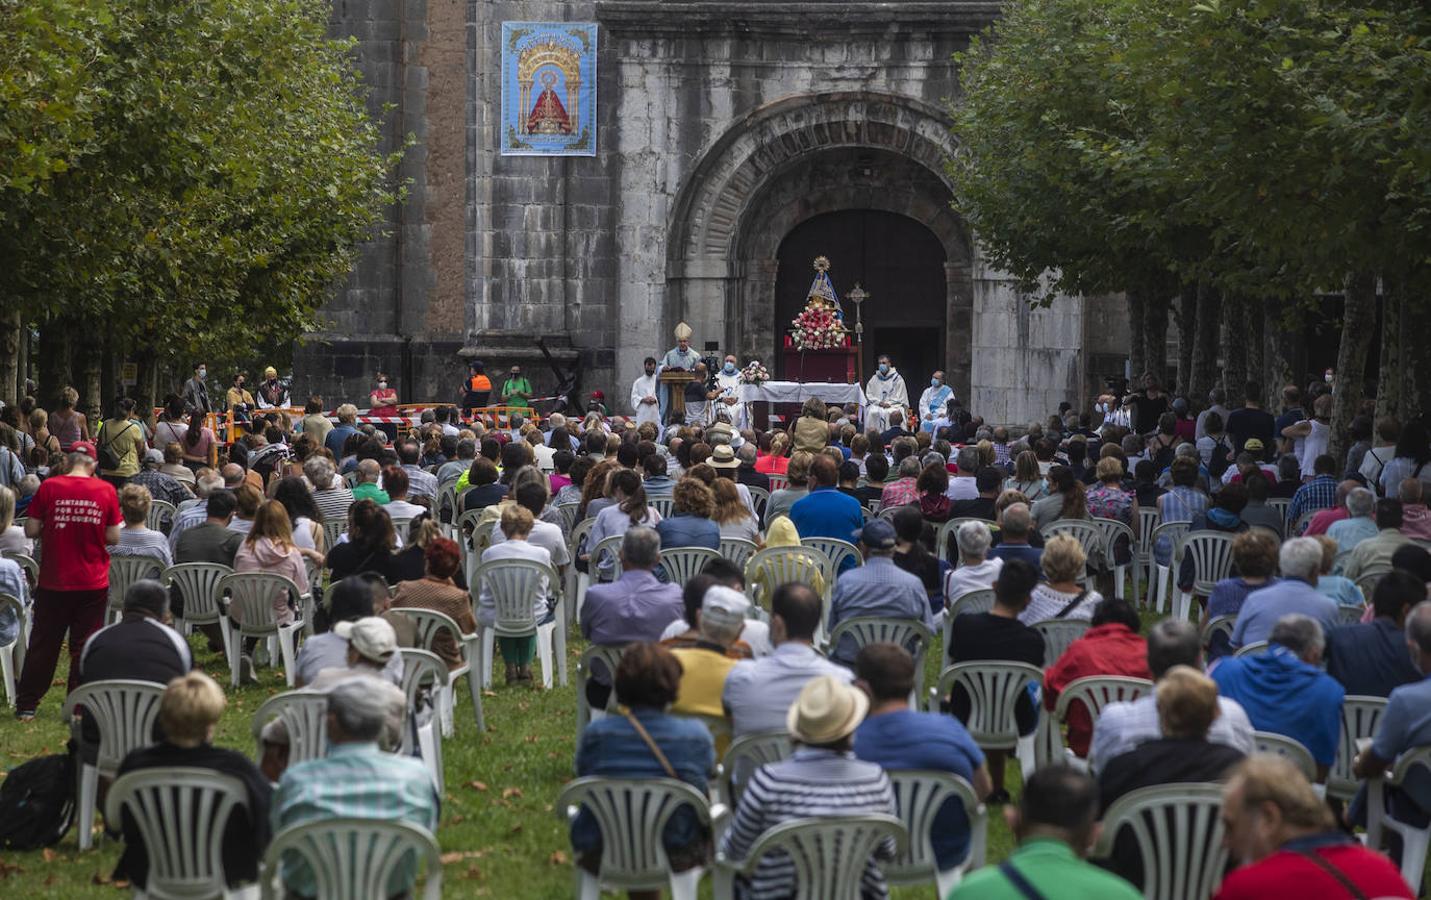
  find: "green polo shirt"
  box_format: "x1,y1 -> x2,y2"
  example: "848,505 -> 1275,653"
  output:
500,376 -> 533,407
351,482 -> 390,505
948,838 -> 1141,900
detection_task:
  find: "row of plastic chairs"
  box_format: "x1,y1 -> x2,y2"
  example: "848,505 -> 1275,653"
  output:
106,766 -> 443,900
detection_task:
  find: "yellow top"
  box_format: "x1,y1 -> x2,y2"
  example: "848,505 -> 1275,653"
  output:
669,647 -> 738,755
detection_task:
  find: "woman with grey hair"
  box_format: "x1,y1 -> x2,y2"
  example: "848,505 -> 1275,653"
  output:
943,520 -> 1003,602
304,454 -> 354,525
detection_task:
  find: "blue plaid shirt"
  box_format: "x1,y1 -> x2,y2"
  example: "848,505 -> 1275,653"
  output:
1288,474 -> 1338,530
272,742 -> 440,897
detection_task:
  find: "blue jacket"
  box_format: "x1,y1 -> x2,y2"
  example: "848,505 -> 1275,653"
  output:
1211,645 -> 1344,765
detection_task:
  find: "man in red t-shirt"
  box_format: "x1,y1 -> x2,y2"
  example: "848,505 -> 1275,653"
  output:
1215,755 -> 1413,899
15,442 -> 121,720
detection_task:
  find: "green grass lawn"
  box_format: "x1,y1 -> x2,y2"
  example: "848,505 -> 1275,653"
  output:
0,628 -> 1016,898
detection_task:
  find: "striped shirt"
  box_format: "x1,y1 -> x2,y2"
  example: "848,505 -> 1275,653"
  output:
272,742 -> 439,897
719,748 -> 897,900
312,487 -> 355,528
166,502 -> 209,553
111,527 -> 173,568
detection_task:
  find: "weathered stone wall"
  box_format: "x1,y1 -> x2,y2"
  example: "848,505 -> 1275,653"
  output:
306,0 -> 1128,423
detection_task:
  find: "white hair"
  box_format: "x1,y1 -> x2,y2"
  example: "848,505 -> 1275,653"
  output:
1346,487 -> 1375,518
326,677 -> 388,741
1278,537 -> 1323,581
956,520 -> 992,559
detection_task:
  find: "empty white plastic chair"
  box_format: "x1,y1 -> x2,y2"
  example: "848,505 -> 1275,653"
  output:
935,518 -> 996,566
161,561 -> 233,640
398,647 -> 448,793
474,557 -> 567,689
108,556 -> 166,623
1253,731 -> 1317,782
0,593 -> 27,706
105,767 -> 257,900
659,547 -> 723,586
712,813 -> 906,900
556,776 -> 712,900
1328,695 -> 1388,801
393,606 -> 484,734
261,817 -> 443,900
62,679 -> 166,851
251,690 -> 329,769
885,770 -> 987,897
716,732 -> 793,809
1199,614 -> 1236,657
1092,782 -> 1229,900
1030,619 -> 1092,664
765,474 -> 789,494
320,519 -> 347,557
218,572 -> 305,687
575,644 -> 627,736
588,534 -> 626,585
1365,746 -> 1431,888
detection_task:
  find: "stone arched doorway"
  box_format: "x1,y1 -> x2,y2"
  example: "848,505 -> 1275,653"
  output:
661,91 -> 974,399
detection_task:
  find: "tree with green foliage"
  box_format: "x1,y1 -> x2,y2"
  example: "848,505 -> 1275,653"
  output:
0,0 -> 403,409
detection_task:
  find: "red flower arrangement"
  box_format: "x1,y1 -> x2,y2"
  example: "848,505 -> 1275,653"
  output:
789,304 -> 847,351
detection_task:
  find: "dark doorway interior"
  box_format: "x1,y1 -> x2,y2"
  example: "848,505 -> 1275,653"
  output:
773,209 -> 947,385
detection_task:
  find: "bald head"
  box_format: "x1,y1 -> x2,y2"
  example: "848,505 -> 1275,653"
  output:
356,459 -> 381,484
220,463 -> 245,488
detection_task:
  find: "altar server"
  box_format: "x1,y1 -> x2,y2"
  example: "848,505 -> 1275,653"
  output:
918,370 -> 954,433
713,354 -> 747,430
630,357 -> 660,427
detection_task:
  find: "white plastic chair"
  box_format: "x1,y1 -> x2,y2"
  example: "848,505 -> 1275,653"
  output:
217,572 -> 305,687
826,616 -> 934,701
1199,614 -> 1236,656
1355,570 -> 1391,602
1253,731 -> 1317,782
885,770 -> 987,897
0,593 -> 28,706
250,690 -> 329,769
161,561 -> 233,639
800,537 -> 861,574
659,547 -> 722,585
1337,603 -> 1367,624
1037,675 -> 1153,771
765,474 -> 789,494
1090,516 -> 1139,601
261,817 -> 443,900
746,486 -> 771,523
744,545 -> 826,611
1,550 -> 37,588
718,537 -> 758,571
1040,519 -> 1102,585
1266,497 -> 1291,528
104,768 -> 257,900
398,647 -> 448,792
1134,508 -> 1159,603
1030,619 -> 1092,664
1148,521 -> 1189,614
474,557 -> 567,689
575,644 -> 627,736
320,518 -> 346,556
649,497 -> 675,519
566,516 -> 597,621
928,661 -> 1043,776
556,776 -> 712,900
62,679 -> 166,850
554,500 -> 581,535
716,732 -> 792,809
1176,531 -> 1236,620
1366,746 -> 1431,888
1092,782 -> 1229,900
1328,695 -> 1388,801
146,499 -> 178,535
588,534 -> 626,584
393,606 -> 484,734
1233,640 -> 1270,658
713,813 -> 906,900
935,518 -> 996,566
108,556 -> 166,623
389,516 -> 416,544
942,589 -> 996,651
456,507 -> 491,587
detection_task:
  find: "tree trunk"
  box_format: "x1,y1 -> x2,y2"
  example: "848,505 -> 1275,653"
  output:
1262,297 -> 1295,410
133,349 -> 159,423
1127,290 -> 1146,387
1244,298 -> 1263,408
1377,277 -> 1403,420
0,308 -> 19,407
36,318 -> 73,410
1221,297 -> 1248,407
1176,283 -> 1197,395
1144,286 -> 1170,385
1189,282 -> 1223,402
1330,272 -> 1378,465
1401,272 -> 1431,424
81,330 -> 103,425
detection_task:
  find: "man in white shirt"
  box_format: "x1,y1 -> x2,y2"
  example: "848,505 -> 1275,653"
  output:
865,355 -> 909,434
1089,619 -> 1255,773
1281,393 -> 1333,480
723,583 -> 852,737
629,356 -> 661,427
712,354 -> 746,430
945,447 -> 982,501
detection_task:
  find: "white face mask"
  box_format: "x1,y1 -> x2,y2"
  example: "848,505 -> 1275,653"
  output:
197,368 -> 206,379
377,381 -> 387,389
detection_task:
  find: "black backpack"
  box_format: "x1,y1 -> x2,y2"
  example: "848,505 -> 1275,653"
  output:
0,753 -> 76,850
1208,439 -> 1234,479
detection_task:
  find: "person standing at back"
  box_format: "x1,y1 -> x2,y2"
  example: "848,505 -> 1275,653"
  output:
1225,381 -> 1276,460
14,443 -> 121,721
97,397 -> 147,488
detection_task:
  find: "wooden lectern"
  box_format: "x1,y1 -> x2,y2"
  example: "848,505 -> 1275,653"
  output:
658,369 -> 699,422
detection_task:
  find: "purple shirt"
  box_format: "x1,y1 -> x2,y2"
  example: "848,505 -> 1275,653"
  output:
580,569 -> 685,646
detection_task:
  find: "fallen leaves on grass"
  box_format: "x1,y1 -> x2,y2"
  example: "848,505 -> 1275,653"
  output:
501,787 -> 523,800
0,859 -> 23,879
467,780 -> 489,792
41,849 -> 56,863
548,851 -> 568,866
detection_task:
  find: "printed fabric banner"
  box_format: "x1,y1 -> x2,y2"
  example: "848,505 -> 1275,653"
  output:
500,22 -> 598,157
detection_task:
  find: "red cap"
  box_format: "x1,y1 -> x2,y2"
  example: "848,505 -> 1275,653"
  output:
71,441 -> 98,460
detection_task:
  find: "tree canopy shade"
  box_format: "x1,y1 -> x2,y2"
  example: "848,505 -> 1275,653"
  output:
0,0 -> 403,406
948,0 -> 1431,452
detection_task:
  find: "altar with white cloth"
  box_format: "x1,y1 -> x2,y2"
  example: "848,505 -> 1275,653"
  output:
739,381 -> 867,428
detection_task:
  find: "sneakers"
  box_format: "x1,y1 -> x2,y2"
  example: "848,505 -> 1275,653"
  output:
504,664 -> 518,686
15,709 -> 35,723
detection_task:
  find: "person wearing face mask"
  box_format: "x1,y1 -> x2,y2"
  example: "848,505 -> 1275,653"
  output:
865,354 -> 909,435
713,353 -> 747,430
498,364 -> 533,409
181,363 -> 212,416
226,373 -> 255,421
255,367 -> 289,409
629,356 -> 661,427
917,370 -> 953,433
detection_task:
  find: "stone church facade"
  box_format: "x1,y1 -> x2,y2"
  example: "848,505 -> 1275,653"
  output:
295,0 -> 1130,425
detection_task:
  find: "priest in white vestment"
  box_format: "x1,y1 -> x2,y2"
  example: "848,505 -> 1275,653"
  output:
865,355 -> 909,433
